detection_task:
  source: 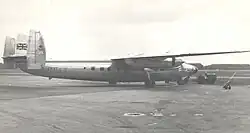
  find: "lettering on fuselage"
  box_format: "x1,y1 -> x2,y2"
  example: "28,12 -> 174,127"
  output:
42,66 -> 112,73
41,65 -> 180,73
42,66 -> 66,72
48,67 -> 62,72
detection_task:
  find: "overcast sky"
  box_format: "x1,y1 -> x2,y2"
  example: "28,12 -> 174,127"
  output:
0,0 -> 250,65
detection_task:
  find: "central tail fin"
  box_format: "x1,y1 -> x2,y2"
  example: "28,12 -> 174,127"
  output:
26,30 -> 46,69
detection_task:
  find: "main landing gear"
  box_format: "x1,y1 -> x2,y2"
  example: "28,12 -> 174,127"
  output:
144,68 -> 156,88
144,80 -> 156,88
109,81 -> 117,85
144,77 -> 190,87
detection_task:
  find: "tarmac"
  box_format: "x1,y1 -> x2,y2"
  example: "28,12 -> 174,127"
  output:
0,69 -> 250,133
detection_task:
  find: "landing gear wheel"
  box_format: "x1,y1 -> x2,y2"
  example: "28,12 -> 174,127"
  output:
144,69 -> 155,88
144,80 -> 155,88
109,81 -> 117,85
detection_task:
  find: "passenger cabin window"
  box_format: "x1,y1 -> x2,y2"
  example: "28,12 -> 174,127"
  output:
91,67 -> 95,71
83,67 -> 86,69
100,67 -> 104,71
160,68 -> 164,71
107,67 -> 111,71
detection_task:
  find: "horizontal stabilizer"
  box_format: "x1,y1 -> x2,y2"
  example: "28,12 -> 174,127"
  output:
45,60 -> 111,63
3,36 -> 15,57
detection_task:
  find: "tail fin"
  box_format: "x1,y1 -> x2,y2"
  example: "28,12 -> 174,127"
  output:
26,30 -> 46,69
3,36 -> 15,57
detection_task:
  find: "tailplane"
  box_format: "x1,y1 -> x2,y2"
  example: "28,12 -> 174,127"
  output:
26,30 -> 46,69
3,36 -> 15,57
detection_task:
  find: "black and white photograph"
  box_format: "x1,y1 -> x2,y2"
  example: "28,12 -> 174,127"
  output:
0,0 -> 250,132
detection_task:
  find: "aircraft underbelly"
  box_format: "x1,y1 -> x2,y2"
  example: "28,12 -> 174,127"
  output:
46,70 -> 147,82
27,67 -> 190,82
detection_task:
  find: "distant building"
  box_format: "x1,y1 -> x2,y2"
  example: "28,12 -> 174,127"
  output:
204,64 -> 250,70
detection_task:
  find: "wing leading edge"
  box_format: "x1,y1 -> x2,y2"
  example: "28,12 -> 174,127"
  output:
111,50 -> 250,61
45,60 -> 111,63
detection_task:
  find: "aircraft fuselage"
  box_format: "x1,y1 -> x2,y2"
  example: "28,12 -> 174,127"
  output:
22,64 -> 195,83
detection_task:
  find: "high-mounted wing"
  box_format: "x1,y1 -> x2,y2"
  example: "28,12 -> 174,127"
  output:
110,50 -> 250,69
111,50 -> 250,61
45,60 -> 111,63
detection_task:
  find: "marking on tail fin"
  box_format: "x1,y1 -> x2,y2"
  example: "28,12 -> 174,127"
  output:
37,45 -> 44,55
38,44 -> 43,50
16,43 -> 27,50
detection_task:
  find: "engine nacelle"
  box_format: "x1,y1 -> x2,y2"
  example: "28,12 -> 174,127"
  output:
124,58 -> 184,69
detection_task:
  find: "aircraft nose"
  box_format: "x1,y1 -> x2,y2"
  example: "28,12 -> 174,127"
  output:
186,64 -> 198,74
180,63 -> 198,74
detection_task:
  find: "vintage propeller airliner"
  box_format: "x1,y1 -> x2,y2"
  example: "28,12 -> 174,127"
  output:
15,30 -> 250,87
